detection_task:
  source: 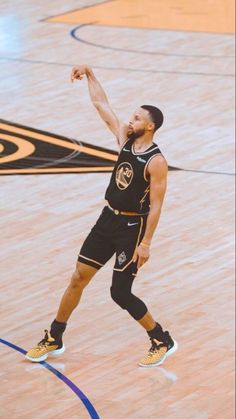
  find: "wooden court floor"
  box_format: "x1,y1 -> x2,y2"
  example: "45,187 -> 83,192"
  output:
0,0 -> 235,418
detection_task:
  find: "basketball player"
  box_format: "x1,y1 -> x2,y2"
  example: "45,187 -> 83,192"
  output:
26,64 -> 177,367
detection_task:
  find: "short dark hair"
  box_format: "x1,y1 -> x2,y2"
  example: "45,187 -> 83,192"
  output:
141,105 -> 164,132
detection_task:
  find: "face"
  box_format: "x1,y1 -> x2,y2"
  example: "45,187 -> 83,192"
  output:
127,108 -> 154,140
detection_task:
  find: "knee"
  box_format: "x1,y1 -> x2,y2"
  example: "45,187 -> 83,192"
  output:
70,269 -> 90,290
110,286 -> 128,309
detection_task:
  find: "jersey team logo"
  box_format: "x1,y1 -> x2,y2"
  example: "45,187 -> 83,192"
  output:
115,162 -> 134,190
118,251 -> 127,265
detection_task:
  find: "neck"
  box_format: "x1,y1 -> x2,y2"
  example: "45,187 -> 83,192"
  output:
133,134 -> 154,152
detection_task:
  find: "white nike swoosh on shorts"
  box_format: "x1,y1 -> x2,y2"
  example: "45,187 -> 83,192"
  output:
128,222 -> 139,226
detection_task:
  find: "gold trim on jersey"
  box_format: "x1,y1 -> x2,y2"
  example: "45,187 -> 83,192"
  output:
139,185 -> 150,209
131,143 -> 159,156
113,217 -> 144,272
144,154 -> 163,181
107,202 -> 148,216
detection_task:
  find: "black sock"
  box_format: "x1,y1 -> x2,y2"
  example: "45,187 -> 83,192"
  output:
147,322 -> 166,341
50,319 -> 67,340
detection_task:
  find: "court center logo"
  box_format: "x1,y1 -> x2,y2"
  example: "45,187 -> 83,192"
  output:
115,162 -> 134,190
0,119 -> 118,175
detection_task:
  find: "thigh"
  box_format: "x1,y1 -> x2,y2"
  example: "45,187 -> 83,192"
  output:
113,215 -> 147,272
75,261 -> 98,282
78,209 -> 115,270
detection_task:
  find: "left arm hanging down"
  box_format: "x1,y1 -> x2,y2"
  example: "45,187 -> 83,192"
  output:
133,155 -> 168,269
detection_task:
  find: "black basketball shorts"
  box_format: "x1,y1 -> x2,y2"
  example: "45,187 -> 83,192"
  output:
78,206 -> 147,272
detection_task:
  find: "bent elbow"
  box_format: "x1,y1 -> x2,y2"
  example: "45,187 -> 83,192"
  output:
93,101 -> 102,110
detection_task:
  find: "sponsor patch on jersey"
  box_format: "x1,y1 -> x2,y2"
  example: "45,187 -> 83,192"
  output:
115,162 -> 134,190
137,156 -> 146,163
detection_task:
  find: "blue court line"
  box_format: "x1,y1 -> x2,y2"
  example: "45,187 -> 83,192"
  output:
0,338 -> 100,419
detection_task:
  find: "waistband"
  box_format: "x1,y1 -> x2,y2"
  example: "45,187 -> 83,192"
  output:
107,202 -> 149,217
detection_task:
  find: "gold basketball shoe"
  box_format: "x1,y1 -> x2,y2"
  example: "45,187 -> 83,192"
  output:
139,337 -> 178,368
25,330 -> 65,362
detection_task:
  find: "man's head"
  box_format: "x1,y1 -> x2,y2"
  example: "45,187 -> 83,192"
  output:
127,105 -> 164,140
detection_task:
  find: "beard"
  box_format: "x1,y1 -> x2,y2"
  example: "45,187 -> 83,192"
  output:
127,128 -> 146,141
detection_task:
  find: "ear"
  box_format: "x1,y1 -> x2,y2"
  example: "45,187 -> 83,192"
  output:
147,121 -> 155,132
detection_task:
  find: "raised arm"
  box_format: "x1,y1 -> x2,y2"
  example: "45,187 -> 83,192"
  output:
71,65 -> 128,147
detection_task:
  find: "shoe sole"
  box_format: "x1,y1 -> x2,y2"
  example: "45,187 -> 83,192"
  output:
138,340 -> 178,368
25,345 -> 65,363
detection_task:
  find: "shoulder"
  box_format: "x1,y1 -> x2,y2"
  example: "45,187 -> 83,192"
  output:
147,153 -> 168,177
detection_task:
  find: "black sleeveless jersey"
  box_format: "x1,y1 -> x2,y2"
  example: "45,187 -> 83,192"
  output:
105,139 -> 163,213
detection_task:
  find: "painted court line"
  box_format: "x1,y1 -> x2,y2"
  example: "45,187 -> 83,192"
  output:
0,338 -> 100,419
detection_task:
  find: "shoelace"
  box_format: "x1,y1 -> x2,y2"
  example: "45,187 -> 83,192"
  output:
37,330 -> 54,349
148,338 -> 167,357
148,338 -> 159,354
